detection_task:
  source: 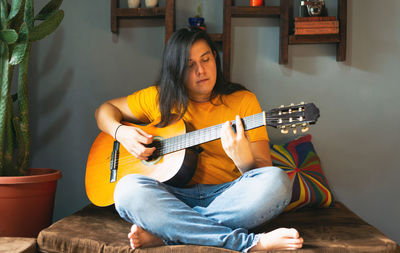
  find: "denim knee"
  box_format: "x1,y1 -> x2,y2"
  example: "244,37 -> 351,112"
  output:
243,166 -> 292,216
113,174 -> 158,216
252,166 -> 292,202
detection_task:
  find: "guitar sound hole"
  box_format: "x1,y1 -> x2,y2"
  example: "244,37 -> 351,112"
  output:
144,138 -> 162,164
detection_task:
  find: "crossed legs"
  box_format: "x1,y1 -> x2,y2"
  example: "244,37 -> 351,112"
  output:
114,167 -> 303,252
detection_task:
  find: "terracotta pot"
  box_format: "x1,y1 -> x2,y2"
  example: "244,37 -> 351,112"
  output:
0,168 -> 62,237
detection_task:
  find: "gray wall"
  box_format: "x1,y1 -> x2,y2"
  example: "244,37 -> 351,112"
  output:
29,0 -> 399,243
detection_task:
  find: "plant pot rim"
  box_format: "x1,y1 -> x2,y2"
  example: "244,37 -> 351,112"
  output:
0,168 -> 62,185
189,16 -> 204,21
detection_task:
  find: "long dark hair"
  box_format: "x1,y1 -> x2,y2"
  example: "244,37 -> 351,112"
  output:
156,27 -> 247,127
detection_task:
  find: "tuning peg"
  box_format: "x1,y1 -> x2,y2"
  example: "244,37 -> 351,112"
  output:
280,126 -> 289,134
293,128 -> 297,134
280,105 -> 285,108
300,101 -> 305,105
290,103 -> 294,106
301,126 -> 309,133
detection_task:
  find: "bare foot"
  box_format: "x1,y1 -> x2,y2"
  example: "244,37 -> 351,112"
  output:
249,228 -> 303,251
128,224 -> 165,249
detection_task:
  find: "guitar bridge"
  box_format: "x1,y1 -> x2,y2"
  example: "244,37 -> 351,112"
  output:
110,141 -> 120,183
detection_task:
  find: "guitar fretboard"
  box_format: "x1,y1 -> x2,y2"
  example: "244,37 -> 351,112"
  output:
154,112 -> 266,156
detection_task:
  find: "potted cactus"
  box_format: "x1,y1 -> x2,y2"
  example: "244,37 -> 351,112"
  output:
0,0 -> 64,237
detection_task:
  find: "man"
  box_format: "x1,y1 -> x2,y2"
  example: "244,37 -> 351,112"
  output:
95,27 -> 303,252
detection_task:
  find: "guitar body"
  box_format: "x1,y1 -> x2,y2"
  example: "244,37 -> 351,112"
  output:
85,103 -> 320,207
85,120 -> 198,207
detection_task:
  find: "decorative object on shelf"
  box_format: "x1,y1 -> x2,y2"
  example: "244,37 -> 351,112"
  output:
294,16 -> 339,35
145,0 -> 158,8
127,0 -> 140,8
300,0 -> 327,17
188,17 -> 205,30
0,0 -> 64,237
250,0 -> 263,7
188,0 -> 206,30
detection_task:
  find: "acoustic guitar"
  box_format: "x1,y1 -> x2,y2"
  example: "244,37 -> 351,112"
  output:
85,103 -> 320,206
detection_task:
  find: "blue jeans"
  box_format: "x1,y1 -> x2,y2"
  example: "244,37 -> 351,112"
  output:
114,166 -> 292,252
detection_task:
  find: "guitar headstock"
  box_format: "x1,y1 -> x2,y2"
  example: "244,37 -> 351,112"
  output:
266,102 -> 320,134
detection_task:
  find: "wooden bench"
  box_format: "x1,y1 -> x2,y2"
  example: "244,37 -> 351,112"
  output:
0,237 -> 37,253
36,202 -> 399,253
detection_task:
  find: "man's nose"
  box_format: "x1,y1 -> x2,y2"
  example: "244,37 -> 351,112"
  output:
196,63 -> 205,75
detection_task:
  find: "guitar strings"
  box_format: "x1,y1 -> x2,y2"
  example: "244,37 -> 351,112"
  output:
99,116 -> 297,166
91,124 -> 308,168
153,116 -> 305,155
90,108 -> 311,168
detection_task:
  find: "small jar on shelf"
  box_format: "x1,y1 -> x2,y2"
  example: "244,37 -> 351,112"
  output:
145,0 -> 158,8
250,0 -> 263,6
127,0 -> 140,8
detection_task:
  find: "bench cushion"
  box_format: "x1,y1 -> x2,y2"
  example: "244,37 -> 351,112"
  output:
37,202 -> 399,253
270,134 -> 335,211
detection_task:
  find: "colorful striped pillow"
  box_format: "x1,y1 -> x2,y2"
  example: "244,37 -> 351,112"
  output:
270,134 -> 335,211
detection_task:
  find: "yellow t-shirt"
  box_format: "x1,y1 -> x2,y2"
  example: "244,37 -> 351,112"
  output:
127,86 -> 269,184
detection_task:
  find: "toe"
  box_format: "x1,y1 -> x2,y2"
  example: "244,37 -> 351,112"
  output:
288,228 -> 300,238
129,239 -> 135,249
131,224 -> 138,233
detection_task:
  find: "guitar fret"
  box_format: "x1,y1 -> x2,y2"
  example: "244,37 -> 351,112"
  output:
189,131 -> 195,148
178,135 -> 183,150
186,133 -> 190,148
193,130 -> 199,147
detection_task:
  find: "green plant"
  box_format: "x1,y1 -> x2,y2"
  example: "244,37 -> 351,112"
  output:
0,0 -> 64,176
195,0 -> 201,17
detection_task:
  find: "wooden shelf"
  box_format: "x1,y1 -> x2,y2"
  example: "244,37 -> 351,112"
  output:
110,0 -> 347,79
231,6 -> 280,17
111,0 -> 175,44
115,7 -> 166,18
288,0 -> 347,61
289,34 -> 340,44
221,0 -> 346,80
222,0 -> 289,80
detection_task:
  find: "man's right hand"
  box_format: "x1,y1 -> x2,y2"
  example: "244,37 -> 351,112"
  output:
115,125 -> 156,161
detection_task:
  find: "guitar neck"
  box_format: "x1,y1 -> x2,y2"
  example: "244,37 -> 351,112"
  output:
158,112 -> 267,155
